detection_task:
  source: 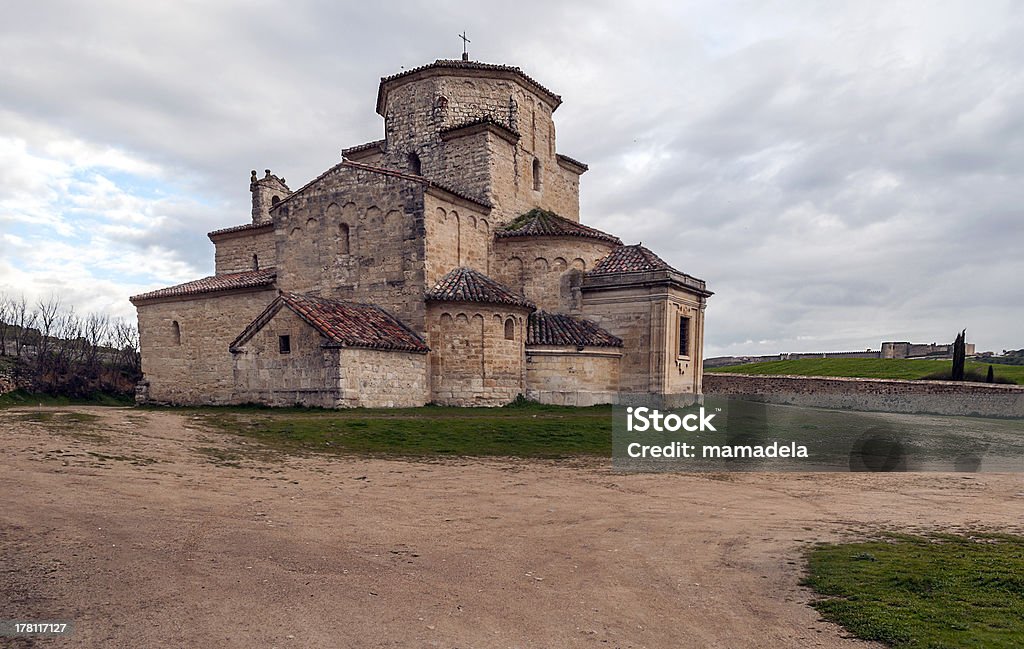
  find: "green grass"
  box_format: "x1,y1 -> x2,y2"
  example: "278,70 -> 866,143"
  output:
804,533 -> 1024,648
708,358 -> 1024,385
191,401 -> 613,458
0,388 -> 133,408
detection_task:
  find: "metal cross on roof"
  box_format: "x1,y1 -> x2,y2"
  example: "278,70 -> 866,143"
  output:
459,31 -> 471,60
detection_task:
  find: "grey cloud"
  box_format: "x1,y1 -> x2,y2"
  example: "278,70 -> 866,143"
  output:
1,0 -> 1022,353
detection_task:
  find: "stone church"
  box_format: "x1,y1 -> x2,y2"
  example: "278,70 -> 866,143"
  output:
131,56 -> 712,407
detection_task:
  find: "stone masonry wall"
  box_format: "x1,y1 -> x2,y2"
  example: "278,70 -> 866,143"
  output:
423,193 -> 492,286
703,373 -> 1024,418
231,308 -> 428,408
379,73 -> 582,223
581,284 -> 707,397
426,303 -> 528,406
232,308 -> 341,407
337,348 -> 428,408
272,165 -> 428,333
213,229 -> 277,275
492,237 -> 618,312
525,347 -> 621,406
136,289 -> 276,404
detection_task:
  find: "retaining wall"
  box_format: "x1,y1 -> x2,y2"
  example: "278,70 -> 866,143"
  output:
703,373 -> 1024,418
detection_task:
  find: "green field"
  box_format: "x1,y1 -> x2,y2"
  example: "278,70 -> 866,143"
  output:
707,358 -> 1024,384
805,533 -> 1024,648
192,402 -> 613,458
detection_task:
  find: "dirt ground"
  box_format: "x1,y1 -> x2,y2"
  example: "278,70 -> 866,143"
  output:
1,407 -> 1021,648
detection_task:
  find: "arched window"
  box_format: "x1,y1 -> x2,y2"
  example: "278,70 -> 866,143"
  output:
252,254 -> 259,270
339,223 -> 350,255
171,321 -> 181,346
532,157 -> 542,191
408,152 -> 422,175
504,318 -> 515,341
271,195 -> 281,206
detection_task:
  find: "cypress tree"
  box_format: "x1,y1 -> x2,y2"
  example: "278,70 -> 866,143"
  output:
951,329 -> 966,381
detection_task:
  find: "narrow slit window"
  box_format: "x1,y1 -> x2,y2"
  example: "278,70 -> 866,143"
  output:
678,315 -> 690,357
278,334 -> 291,354
171,321 -> 181,346
339,223 -> 350,255
532,157 -> 542,191
504,318 -> 515,340
408,152 -> 422,175
252,254 -> 259,270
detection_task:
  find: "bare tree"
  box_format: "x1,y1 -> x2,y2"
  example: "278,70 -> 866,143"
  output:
10,294 -> 37,359
0,291 -> 10,356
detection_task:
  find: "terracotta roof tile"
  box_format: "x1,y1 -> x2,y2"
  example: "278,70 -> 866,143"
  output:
588,244 -> 680,275
341,138 -> 386,157
231,292 -> 428,353
527,311 -> 622,348
131,269 -> 276,303
207,222 -> 274,238
377,59 -> 561,114
496,208 -> 621,245
555,153 -> 589,172
426,267 -> 534,309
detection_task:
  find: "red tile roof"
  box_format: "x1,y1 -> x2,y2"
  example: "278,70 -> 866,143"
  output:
588,244 -> 680,275
231,292 -> 428,353
130,269 -> 277,303
426,267 -> 534,309
495,209 -> 621,245
555,153 -> 589,173
527,311 -> 623,348
207,221 -> 274,238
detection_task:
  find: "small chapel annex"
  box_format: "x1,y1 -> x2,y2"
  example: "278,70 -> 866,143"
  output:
130,55 -> 712,408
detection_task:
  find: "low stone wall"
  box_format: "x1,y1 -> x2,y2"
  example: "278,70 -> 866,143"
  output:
1,366 -> 17,396
703,373 -> 1024,418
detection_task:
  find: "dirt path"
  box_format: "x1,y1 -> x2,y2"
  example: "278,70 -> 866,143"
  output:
1,406 -> 1021,648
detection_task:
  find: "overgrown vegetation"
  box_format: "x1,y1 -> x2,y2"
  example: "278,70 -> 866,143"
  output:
190,401 -> 613,458
707,358 -> 1024,385
804,533 -> 1024,648
0,388 -> 133,409
0,292 -> 140,399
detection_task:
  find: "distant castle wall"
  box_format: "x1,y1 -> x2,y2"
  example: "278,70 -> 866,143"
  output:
707,339 -> 977,368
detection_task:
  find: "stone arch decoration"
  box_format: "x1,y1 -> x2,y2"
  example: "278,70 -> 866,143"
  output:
385,209 -> 403,240
552,257 -> 568,272
508,256 -> 525,292
306,217 -> 318,229
533,257 -> 549,272
571,257 -> 586,271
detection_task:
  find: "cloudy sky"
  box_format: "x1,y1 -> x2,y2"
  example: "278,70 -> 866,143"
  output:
1,1 -> 1021,356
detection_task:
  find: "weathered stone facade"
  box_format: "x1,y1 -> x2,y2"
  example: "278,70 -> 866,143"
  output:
131,57 -> 712,408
